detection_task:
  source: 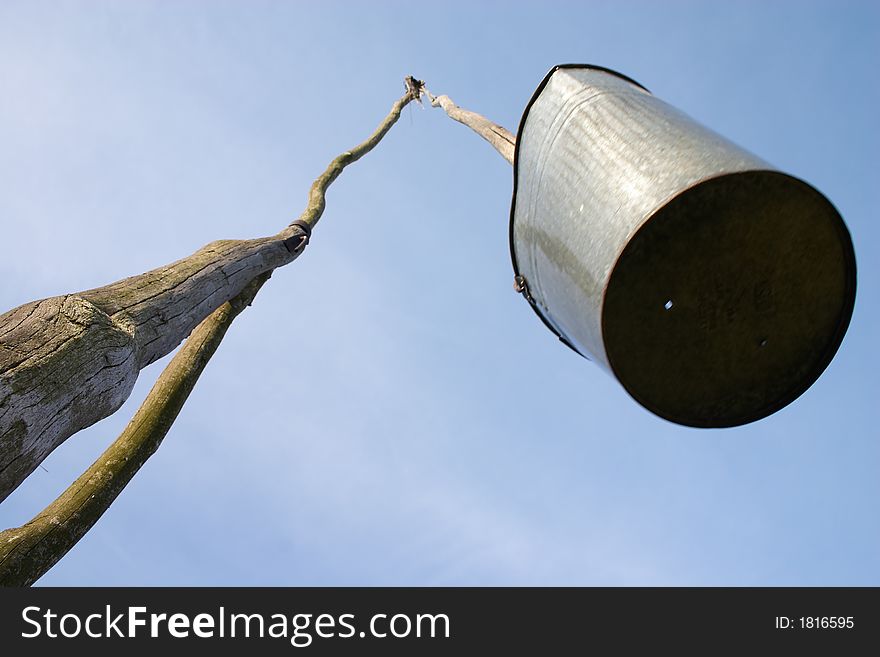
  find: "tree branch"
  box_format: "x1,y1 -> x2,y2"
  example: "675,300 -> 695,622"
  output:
423,86 -> 516,165
0,85 -> 418,503
296,86 -> 419,231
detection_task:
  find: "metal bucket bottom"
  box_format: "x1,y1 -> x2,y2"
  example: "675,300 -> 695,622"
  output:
602,170 -> 856,428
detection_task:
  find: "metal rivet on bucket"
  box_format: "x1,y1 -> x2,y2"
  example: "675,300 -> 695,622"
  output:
509,64 -> 856,428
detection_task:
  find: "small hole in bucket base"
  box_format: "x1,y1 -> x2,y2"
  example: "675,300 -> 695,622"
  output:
664,300 -> 674,311
759,338 -> 768,348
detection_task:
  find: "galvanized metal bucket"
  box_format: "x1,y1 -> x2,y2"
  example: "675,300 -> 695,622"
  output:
510,64 -> 856,428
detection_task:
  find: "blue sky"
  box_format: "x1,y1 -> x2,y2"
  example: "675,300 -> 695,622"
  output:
0,0 -> 877,585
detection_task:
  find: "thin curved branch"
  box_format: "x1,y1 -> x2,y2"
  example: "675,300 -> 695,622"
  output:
297,85 -> 420,231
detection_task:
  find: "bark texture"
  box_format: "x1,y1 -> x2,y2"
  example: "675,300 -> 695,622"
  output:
0,87 -> 417,503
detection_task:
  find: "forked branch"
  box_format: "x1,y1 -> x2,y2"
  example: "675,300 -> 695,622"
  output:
0,86 -> 418,503
0,80 -> 420,585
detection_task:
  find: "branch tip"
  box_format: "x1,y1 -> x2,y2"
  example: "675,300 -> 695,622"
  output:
404,75 -> 425,104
